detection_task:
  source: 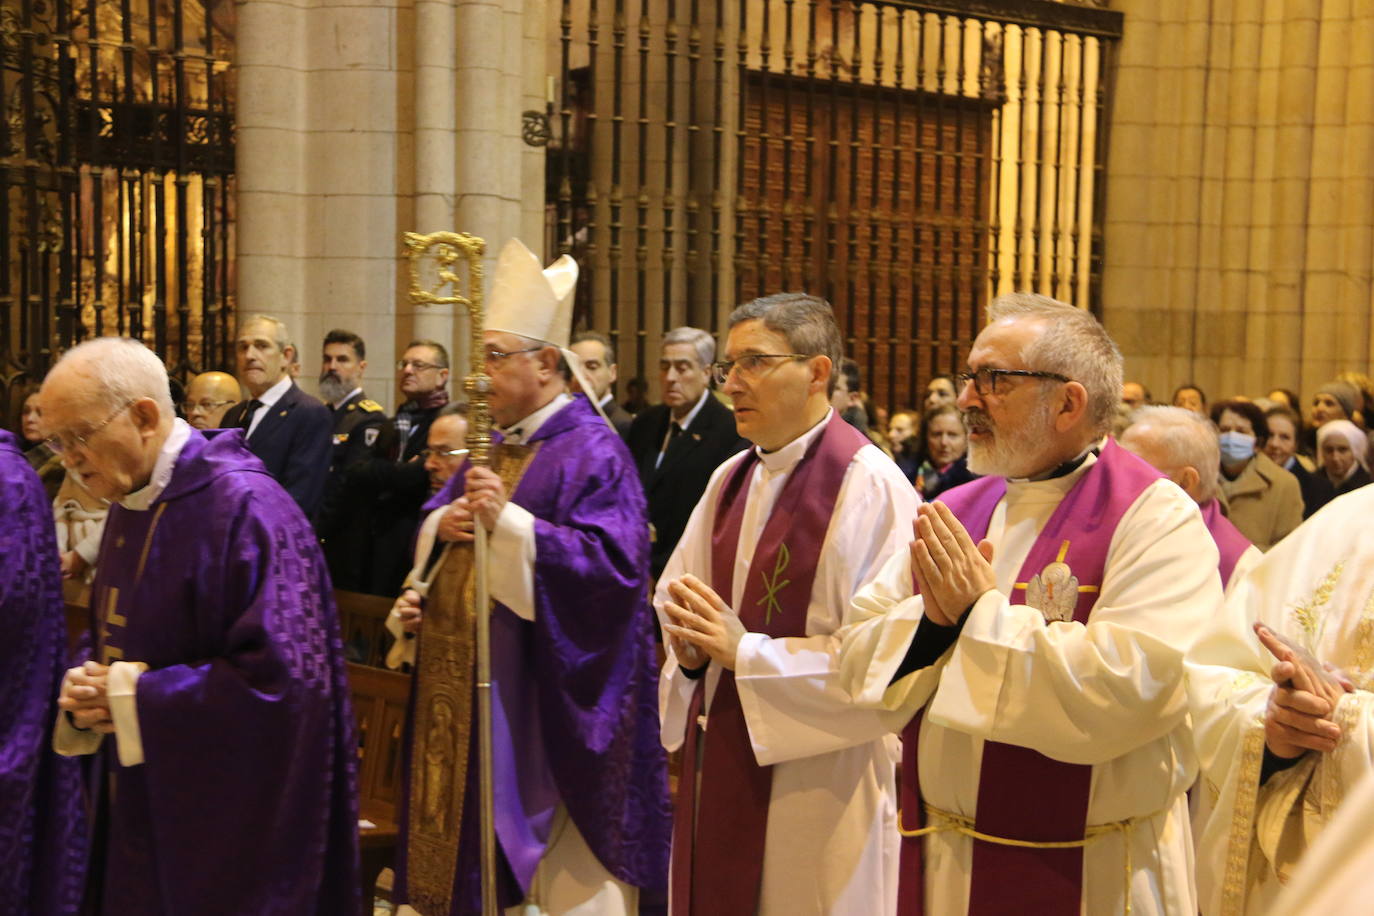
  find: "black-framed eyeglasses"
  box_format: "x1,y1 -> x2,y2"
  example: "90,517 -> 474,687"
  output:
44,399 -> 135,454
182,399 -> 236,414
483,345 -> 544,366
420,447 -> 469,461
397,358 -> 445,372
709,353 -> 813,386
956,367 -> 1071,397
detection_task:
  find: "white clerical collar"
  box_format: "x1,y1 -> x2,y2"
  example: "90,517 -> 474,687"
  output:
671,388 -> 711,432
333,387 -> 363,410
120,419 -> 193,511
755,408 -> 833,473
598,392 -> 616,412
254,373 -> 293,408
501,392 -> 574,445
1005,440 -> 1102,497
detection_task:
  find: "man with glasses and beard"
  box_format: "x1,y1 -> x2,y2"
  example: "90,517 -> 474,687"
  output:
835,293 -> 1223,915
316,328 -> 397,593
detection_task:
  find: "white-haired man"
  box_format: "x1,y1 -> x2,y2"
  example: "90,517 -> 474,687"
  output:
44,337 -> 358,913
626,325 -> 748,580
837,293 -> 1222,914
220,314 -> 333,517
659,294 -> 920,914
1120,405 -> 1260,595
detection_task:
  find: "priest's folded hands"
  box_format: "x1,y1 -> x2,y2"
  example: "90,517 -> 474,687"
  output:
909,501 -> 997,625
57,660 -> 115,734
1255,623 -> 1352,758
662,573 -> 746,670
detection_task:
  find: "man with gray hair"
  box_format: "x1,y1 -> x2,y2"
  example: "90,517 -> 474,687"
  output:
1120,405 -> 1259,594
42,337 -> 358,913
836,292 -> 1223,914
659,295 -> 920,914
570,329 -> 634,437
219,314 -> 333,517
626,325 -> 747,579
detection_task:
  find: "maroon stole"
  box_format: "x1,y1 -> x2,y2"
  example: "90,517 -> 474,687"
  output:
896,439 -> 1162,916
670,412 -> 868,915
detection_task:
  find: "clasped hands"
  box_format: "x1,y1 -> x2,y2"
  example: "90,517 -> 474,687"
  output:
437,466 -> 508,543
661,574 -> 746,671
1257,623 -> 1354,760
58,660 -> 115,734
910,502 -> 996,626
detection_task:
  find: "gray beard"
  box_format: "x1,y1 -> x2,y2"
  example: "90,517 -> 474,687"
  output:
964,400 -> 1060,478
318,375 -> 351,404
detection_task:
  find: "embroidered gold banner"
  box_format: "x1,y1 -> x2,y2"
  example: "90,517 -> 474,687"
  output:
405,443 -> 539,915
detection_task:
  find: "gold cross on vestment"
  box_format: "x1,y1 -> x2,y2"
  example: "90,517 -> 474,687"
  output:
756,543 -> 792,626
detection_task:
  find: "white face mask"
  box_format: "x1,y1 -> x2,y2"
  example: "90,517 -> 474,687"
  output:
1218,430 -> 1256,464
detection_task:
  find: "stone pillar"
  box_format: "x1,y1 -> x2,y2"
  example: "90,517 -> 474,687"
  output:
235,0 -> 547,410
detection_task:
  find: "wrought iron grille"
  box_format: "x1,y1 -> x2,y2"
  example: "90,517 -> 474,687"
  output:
549,0 -> 1123,414
2,0 -> 235,422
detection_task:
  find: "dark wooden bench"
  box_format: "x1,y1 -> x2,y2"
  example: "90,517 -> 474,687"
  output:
63,586 -> 414,915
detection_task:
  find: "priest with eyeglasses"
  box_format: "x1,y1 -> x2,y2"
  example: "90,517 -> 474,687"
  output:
659,292 -> 920,915
834,293 -> 1222,915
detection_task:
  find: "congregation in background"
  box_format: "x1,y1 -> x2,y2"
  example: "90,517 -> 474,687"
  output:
8,252 -> 1374,915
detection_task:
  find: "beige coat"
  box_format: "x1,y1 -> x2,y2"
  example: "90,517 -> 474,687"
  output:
1219,451 -> 1304,550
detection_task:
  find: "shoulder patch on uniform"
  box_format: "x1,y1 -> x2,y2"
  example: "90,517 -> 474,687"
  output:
359,399 -> 384,412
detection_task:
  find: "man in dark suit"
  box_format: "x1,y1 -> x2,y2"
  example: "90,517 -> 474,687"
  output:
315,329 -> 398,592
571,330 -> 634,438
627,326 -> 748,580
220,314 -> 333,518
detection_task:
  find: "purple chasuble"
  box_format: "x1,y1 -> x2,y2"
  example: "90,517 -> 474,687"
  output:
671,412 -> 868,916
897,439 -> 1161,916
87,429 -> 359,915
395,396 -> 670,914
0,430 -> 87,915
1198,498 -> 1253,588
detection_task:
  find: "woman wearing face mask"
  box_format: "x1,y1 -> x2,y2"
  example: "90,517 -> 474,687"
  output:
1263,405 -> 1333,518
1316,419 -> 1372,498
1209,399 -> 1304,550
915,404 -> 977,499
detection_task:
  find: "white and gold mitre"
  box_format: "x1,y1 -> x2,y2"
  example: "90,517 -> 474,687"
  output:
486,238 -> 579,348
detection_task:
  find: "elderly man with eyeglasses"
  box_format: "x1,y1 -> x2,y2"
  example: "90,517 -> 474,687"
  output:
658,292 -> 921,915
181,370 -> 240,430
387,240 -> 669,915
41,336 -> 359,914
834,293 -> 1222,915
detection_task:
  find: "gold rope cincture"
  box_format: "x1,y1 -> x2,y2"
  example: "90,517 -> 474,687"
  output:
1012,540 -> 1100,594
898,801 -> 1154,916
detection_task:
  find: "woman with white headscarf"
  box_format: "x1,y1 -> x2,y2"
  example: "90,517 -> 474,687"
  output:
1317,419 -> 1371,497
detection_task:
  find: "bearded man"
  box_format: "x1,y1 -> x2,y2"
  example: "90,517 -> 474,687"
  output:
837,292 -> 1222,915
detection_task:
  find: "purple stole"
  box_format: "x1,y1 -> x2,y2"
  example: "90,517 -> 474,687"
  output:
1198,498 -> 1252,588
670,412 -> 867,916
897,439 -> 1161,916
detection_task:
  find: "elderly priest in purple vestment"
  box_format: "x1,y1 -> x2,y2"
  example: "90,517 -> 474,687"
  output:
0,429 -> 87,914
836,293 -> 1224,915
658,293 -> 920,915
389,238 -> 670,916
43,337 -> 360,915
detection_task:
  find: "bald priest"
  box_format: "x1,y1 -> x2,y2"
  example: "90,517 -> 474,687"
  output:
45,337 -> 359,914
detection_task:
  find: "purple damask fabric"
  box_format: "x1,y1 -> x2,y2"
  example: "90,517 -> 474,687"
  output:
84,429 -> 358,915
0,430 -> 87,915
398,396 -> 671,913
